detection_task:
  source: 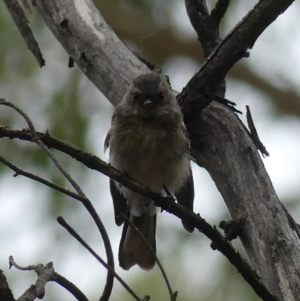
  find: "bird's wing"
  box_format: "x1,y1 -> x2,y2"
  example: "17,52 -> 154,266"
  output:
110,179 -> 128,226
104,131 -> 111,152
175,170 -> 194,232
104,113 -> 117,152
175,121 -> 195,232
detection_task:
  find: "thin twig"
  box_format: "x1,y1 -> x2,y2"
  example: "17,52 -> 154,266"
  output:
0,154 -> 87,203
0,99 -> 85,197
0,153 -> 116,300
57,216 -> 143,301
246,105 -> 269,157
9,257 -> 36,271
0,99 -> 114,301
0,153 -> 103,301
121,213 -> 176,301
212,94 -> 242,114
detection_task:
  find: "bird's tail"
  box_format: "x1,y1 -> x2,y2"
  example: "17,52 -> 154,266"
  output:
119,214 -> 156,270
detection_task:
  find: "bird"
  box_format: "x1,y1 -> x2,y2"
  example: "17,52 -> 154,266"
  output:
104,72 -> 194,270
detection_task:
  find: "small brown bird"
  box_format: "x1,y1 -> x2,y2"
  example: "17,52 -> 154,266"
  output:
104,73 -> 194,270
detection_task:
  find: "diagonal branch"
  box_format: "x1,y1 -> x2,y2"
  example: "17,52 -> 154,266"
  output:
52,273 -> 89,301
0,100 -> 114,301
211,0 -> 230,27
31,0 -> 150,106
3,0 -> 45,67
57,216 -> 143,301
184,0 -> 227,101
246,105 -> 269,157
0,100 -> 85,198
0,156 -> 110,301
121,213 -> 177,301
179,0 -> 296,122
0,154 -> 87,203
0,125 -> 279,301
184,0 -> 221,57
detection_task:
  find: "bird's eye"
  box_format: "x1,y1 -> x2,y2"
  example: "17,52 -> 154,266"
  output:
157,92 -> 165,99
133,93 -> 141,101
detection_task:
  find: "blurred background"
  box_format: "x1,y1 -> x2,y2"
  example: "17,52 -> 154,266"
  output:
0,0 -> 300,300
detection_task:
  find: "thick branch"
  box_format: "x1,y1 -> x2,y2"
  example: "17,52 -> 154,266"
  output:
181,2 -> 300,298
184,0 -> 226,98
191,102 -> 300,300
184,0 -> 220,57
179,0 -> 296,123
98,2 -> 300,119
31,0 -> 150,106
211,0 -> 230,27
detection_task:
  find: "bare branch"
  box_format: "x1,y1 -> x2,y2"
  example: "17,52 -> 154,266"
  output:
52,273 -> 89,301
180,0 -> 296,122
2,0 -> 44,66
180,2 -> 299,297
97,3 -> 300,119
0,125 -> 279,301
246,105 -> 269,157
9,257 -> 54,301
121,213 -> 177,301
0,154 -> 87,203
0,99 -> 86,198
211,0 -> 230,27
57,217 -> 142,301
31,0 -> 150,106
184,0 -> 221,57
184,0 -> 226,100
0,100 -> 114,301
190,102 -> 300,298
8,258 -> 89,301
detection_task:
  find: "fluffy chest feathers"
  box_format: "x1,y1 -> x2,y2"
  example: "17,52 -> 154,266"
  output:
109,115 -> 188,163
106,114 -> 190,192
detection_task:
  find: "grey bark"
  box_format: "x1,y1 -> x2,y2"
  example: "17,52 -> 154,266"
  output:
193,103 -> 300,300
27,0 -> 300,299
32,0 -> 149,106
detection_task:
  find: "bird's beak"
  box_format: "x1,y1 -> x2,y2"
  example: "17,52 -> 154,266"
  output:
143,99 -> 153,106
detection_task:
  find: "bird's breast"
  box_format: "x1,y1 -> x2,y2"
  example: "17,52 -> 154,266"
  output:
109,118 -> 190,192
